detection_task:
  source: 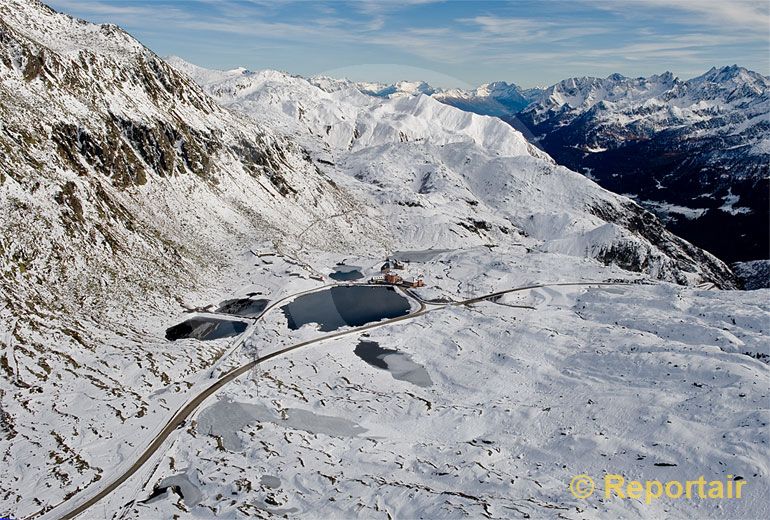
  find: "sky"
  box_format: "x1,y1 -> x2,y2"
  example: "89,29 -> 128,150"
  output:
47,0 -> 770,88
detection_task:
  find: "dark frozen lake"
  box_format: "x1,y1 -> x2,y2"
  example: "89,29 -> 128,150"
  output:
216,297 -> 270,317
281,286 -> 411,332
329,267 -> 364,281
354,340 -> 432,387
166,318 -> 248,341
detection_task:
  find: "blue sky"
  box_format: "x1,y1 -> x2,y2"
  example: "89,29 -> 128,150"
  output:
48,0 -> 769,88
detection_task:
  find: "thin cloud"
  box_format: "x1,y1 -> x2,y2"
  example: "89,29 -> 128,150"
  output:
457,15 -> 610,43
44,0 -> 769,88
595,0 -> 770,34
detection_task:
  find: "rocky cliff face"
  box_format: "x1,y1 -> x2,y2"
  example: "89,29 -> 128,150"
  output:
0,0 -> 375,315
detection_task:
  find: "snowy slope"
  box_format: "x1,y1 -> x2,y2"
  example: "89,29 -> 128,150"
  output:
433,81 -> 542,116
325,68 -> 769,263
1,3 -> 767,519
167,57 -> 736,288
0,0 -> 383,510
306,73 -> 542,117
105,249 -> 770,520
165,57 -> 544,159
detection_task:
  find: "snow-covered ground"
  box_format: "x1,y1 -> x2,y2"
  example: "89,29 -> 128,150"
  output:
166,57 -> 736,289
90,247 -> 770,520
0,3 -> 768,520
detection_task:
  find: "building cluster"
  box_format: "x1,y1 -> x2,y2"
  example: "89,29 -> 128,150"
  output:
370,257 -> 425,288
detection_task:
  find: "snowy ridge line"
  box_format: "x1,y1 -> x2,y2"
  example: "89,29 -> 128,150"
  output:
42,280 -> 631,520
165,56 -> 737,288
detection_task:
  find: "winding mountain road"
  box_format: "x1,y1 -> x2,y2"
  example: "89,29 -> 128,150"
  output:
45,280 -> 630,520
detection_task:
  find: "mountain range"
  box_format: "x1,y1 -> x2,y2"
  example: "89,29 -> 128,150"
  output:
1,1 -> 768,518
166,55 -> 734,288
518,67 -> 769,264
322,67 -> 769,266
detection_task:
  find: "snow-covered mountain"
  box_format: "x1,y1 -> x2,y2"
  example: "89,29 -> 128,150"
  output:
2,2 -> 768,519
0,0 -> 380,508
318,68 -> 769,265
306,74 -> 542,117
309,77 -> 438,98
167,56 -> 736,288
517,67 -> 770,263
432,81 -> 542,117
166,58 -> 543,160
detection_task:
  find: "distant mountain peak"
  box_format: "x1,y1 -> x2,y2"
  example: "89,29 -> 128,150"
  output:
517,65 -> 769,262
693,64 -> 767,87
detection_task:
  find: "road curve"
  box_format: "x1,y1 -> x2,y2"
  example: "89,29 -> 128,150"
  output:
54,288 -> 426,520
48,280 -> 628,519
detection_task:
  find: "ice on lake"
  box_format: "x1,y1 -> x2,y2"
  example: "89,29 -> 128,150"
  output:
216,297 -> 270,317
197,398 -> 366,451
355,340 -> 433,387
165,317 -> 247,341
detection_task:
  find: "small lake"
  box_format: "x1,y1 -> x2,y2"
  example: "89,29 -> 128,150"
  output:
329,266 -> 364,282
281,286 -> 411,332
216,297 -> 270,317
197,398 -> 366,451
354,340 -> 433,387
166,317 -> 247,341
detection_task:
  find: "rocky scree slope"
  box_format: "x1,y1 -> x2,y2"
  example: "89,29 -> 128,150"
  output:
0,0 -> 378,512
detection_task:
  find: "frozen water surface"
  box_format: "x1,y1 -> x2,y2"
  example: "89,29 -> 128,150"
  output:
281,285 -> 411,332
165,318 -> 248,341
355,340 -> 433,387
216,298 -> 270,317
329,264 -> 364,281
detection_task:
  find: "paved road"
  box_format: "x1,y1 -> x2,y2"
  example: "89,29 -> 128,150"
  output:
459,281 -> 632,306
52,286 -> 426,520
45,280 -> 628,519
